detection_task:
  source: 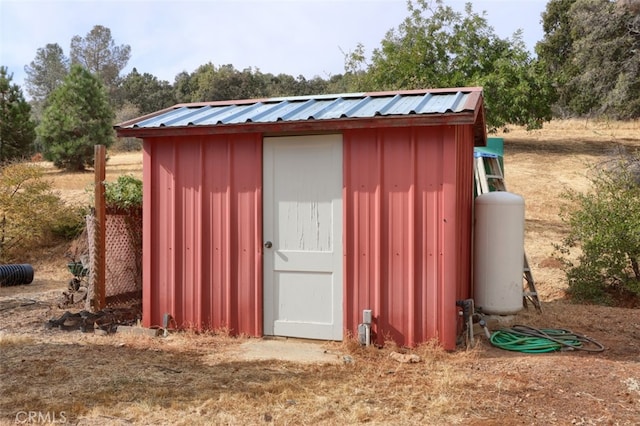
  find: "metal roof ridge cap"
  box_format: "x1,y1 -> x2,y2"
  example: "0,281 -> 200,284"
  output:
267,92 -> 365,102
309,97 -> 345,119
376,94 -> 403,115
279,98 -> 318,120
172,98 -> 270,108
363,86 -> 482,97
410,93 -> 434,114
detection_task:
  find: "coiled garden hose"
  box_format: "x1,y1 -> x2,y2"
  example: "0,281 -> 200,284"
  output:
489,324 -> 605,353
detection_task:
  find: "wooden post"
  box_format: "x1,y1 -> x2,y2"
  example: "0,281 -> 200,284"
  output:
94,145 -> 106,310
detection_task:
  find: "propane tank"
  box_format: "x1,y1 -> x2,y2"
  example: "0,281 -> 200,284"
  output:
474,192 -> 525,315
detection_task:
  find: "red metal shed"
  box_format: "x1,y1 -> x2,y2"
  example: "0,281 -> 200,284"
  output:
115,88 -> 487,350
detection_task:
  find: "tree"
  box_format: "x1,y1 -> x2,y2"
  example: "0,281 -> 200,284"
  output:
263,73 -> 329,97
119,68 -> 175,115
477,36 -> 556,131
295,75 -> 331,96
172,64 -> 341,103
70,25 -> 131,100
263,73 -> 301,97
555,150 -> 640,305
343,0 -> 554,130
568,0 -> 640,118
173,71 -> 194,104
188,63 -> 269,102
537,0 -> 640,118
37,65 -> 114,171
535,0 -> 578,117
341,43 -> 371,92
24,43 -> 69,116
0,67 -> 36,162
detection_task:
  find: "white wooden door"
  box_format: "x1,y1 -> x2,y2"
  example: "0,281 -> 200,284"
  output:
263,134 -> 343,340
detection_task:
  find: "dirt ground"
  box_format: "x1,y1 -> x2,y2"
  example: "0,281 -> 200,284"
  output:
1,121 -> 640,425
1,290 -> 639,425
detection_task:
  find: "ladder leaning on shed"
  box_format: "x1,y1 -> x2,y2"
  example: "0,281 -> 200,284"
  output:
474,152 -> 542,313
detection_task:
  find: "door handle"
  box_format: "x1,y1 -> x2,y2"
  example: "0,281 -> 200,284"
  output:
264,241 -> 272,249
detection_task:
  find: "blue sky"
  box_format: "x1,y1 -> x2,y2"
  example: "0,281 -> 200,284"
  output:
0,0 -> 548,92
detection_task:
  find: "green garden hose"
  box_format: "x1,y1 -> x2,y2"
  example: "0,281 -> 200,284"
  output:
489,324 -> 605,353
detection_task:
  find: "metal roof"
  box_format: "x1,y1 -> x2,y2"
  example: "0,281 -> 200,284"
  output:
116,88 -> 484,132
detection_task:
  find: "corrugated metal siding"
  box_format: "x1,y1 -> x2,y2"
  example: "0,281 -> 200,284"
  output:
344,126 -> 472,349
120,90 -> 479,129
455,125 -> 475,305
142,134 -> 262,334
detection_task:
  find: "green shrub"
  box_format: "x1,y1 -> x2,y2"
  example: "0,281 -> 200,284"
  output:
555,149 -> 640,304
104,175 -> 142,210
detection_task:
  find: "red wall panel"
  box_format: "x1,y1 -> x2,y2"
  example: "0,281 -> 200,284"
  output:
142,134 -> 262,335
344,126 -> 474,350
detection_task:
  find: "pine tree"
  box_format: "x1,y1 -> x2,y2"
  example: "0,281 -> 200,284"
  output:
37,64 -> 114,171
0,67 -> 36,162
24,43 -> 69,118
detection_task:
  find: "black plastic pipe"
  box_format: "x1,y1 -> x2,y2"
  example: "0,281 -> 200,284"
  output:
0,264 -> 34,286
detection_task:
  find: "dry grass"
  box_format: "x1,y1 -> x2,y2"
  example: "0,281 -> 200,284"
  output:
37,151 -> 142,204
0,333 -> 34,347
2,314 -> 637,425
504,119 -> 640,301
2,121 -> 640,425
0,330 -> 483,425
